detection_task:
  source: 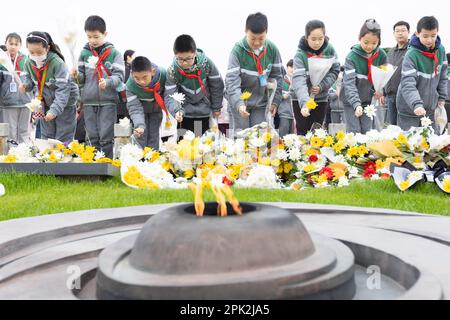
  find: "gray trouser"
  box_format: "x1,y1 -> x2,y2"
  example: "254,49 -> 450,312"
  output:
84,105 -> 117,158
278,118 -> 293,138
386,94 -> 398,125
229,107 -> 267,132
2,107 -> 31,145
343,103 -> 373,134
41,104 -> 76,143
135,112 -> 163,150
397,110 -> 437,132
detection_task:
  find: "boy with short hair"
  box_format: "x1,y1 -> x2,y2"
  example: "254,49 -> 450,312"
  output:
72,15 -> 125,157
225,12 -> 283,132
397,16 -> 448,131
126,56 -> 167,150
164,34 -> 224,136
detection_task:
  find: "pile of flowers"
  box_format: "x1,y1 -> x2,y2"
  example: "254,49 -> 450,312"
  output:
0,140 -> 121,167
1,123 -> 449,194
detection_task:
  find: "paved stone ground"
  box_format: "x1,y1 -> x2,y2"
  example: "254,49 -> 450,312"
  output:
0,202 -> 448,299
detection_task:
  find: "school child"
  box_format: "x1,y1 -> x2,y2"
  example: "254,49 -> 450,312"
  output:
291,20 -> 340,135
225,12 -> 283,132
126,56 -> 167,150
0,33 -> 32,146
341,19 -> 387,134
397,16 -> 448,131
164,34 -> 224,136
72,15 -> 125,157
277,60 -> 294,137
20,31 -> 78,143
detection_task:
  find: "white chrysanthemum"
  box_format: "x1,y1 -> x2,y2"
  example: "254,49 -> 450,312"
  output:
276,149 -> 288,161
170,92 -> 186,105
119,144 -> 143,162
288,147 -> 301,161
283,134 -> 298,148
25,98 -> 42,112
348,166 -> 359,178
236,164 -> 281,189
249,137 -> 265,148
338,177 -> 349,187
315,181 -> 330,189
94,150 -> 106,161
183,131 -> 195,142
420,116 -> 432,127
119,117 -> 131,128
8,144 -> 34,162
314,128 -> 327,140
355,133 -> 370,145
364,104 -> 377,120
216,154 -> 229,166
87,56 -> 99,68
0,183 -> 5,197
305,131 -> 313,140
343,133 -> 357,147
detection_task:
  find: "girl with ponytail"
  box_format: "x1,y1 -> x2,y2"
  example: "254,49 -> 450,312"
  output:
20,31 -> 79,143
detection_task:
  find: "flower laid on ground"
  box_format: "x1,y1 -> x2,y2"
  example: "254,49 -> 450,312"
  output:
443,177 -> 450,193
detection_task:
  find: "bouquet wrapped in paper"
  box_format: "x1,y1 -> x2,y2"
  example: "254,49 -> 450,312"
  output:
307,57 -> 335,101
0,49 -> 22,85
370,64 -> 397,106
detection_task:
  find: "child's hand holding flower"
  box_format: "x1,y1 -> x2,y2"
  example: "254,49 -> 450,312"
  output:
175,111 -> 184,123
414,106 -> 426,116
98,78 -> 107,90
355,106 -> 363,117
301,107 -> 310,117
310,85 -> 321,95
239,105 -> 250,118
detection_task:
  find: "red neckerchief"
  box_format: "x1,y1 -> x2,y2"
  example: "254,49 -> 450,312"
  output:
90,47 -> 112,80
420,51 -> 439,76
31,62 -> 50,101
246,47 -> 267,75
177,67 -> 206,94
143,82 -> 170,118
367,50 -> 379,84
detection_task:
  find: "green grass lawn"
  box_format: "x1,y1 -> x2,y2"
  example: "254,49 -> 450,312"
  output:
0,172 -> 448,221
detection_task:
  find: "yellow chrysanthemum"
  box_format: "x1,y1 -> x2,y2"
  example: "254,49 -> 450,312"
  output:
310,137 -> 324,148
397,133 -> 408,145
317,174 -> 329,184
2,154 -> 17,163
240,91 -> 252,100
306,98 -> 318,110
258,157 -> 272,166
124,166 -> 159,189
271,159 -> 281,167
346,146 -> 359,158
336,131 -> 345,141
262,132 -> 272,143
333,141 -> 344,153
291,183 -> 301,191
112,159 -> 121,168
283,162 -> 294,174
399,179 -> 410,191
443,177 -> 450,193
305,148 -> 317,157
184,169 -> 195,178
376,160 -> 385,171
323,136 -> 334,147
303,164 -> 317,173
48,153 -> 58,162
358,145 -> 368,157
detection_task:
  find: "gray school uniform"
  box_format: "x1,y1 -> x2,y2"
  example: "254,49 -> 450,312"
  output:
396,35 -> 448,131
340,45 -> 387,133
77,42 -> 125,157
23,52 -> 79,143
225,38 -> 283,131
0,53 -> 32,144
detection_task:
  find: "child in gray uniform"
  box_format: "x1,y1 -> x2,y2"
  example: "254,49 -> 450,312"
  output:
0,33 -> 32,146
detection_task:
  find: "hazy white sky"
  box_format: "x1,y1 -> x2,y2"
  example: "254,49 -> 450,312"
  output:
2,0 -> 450,74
